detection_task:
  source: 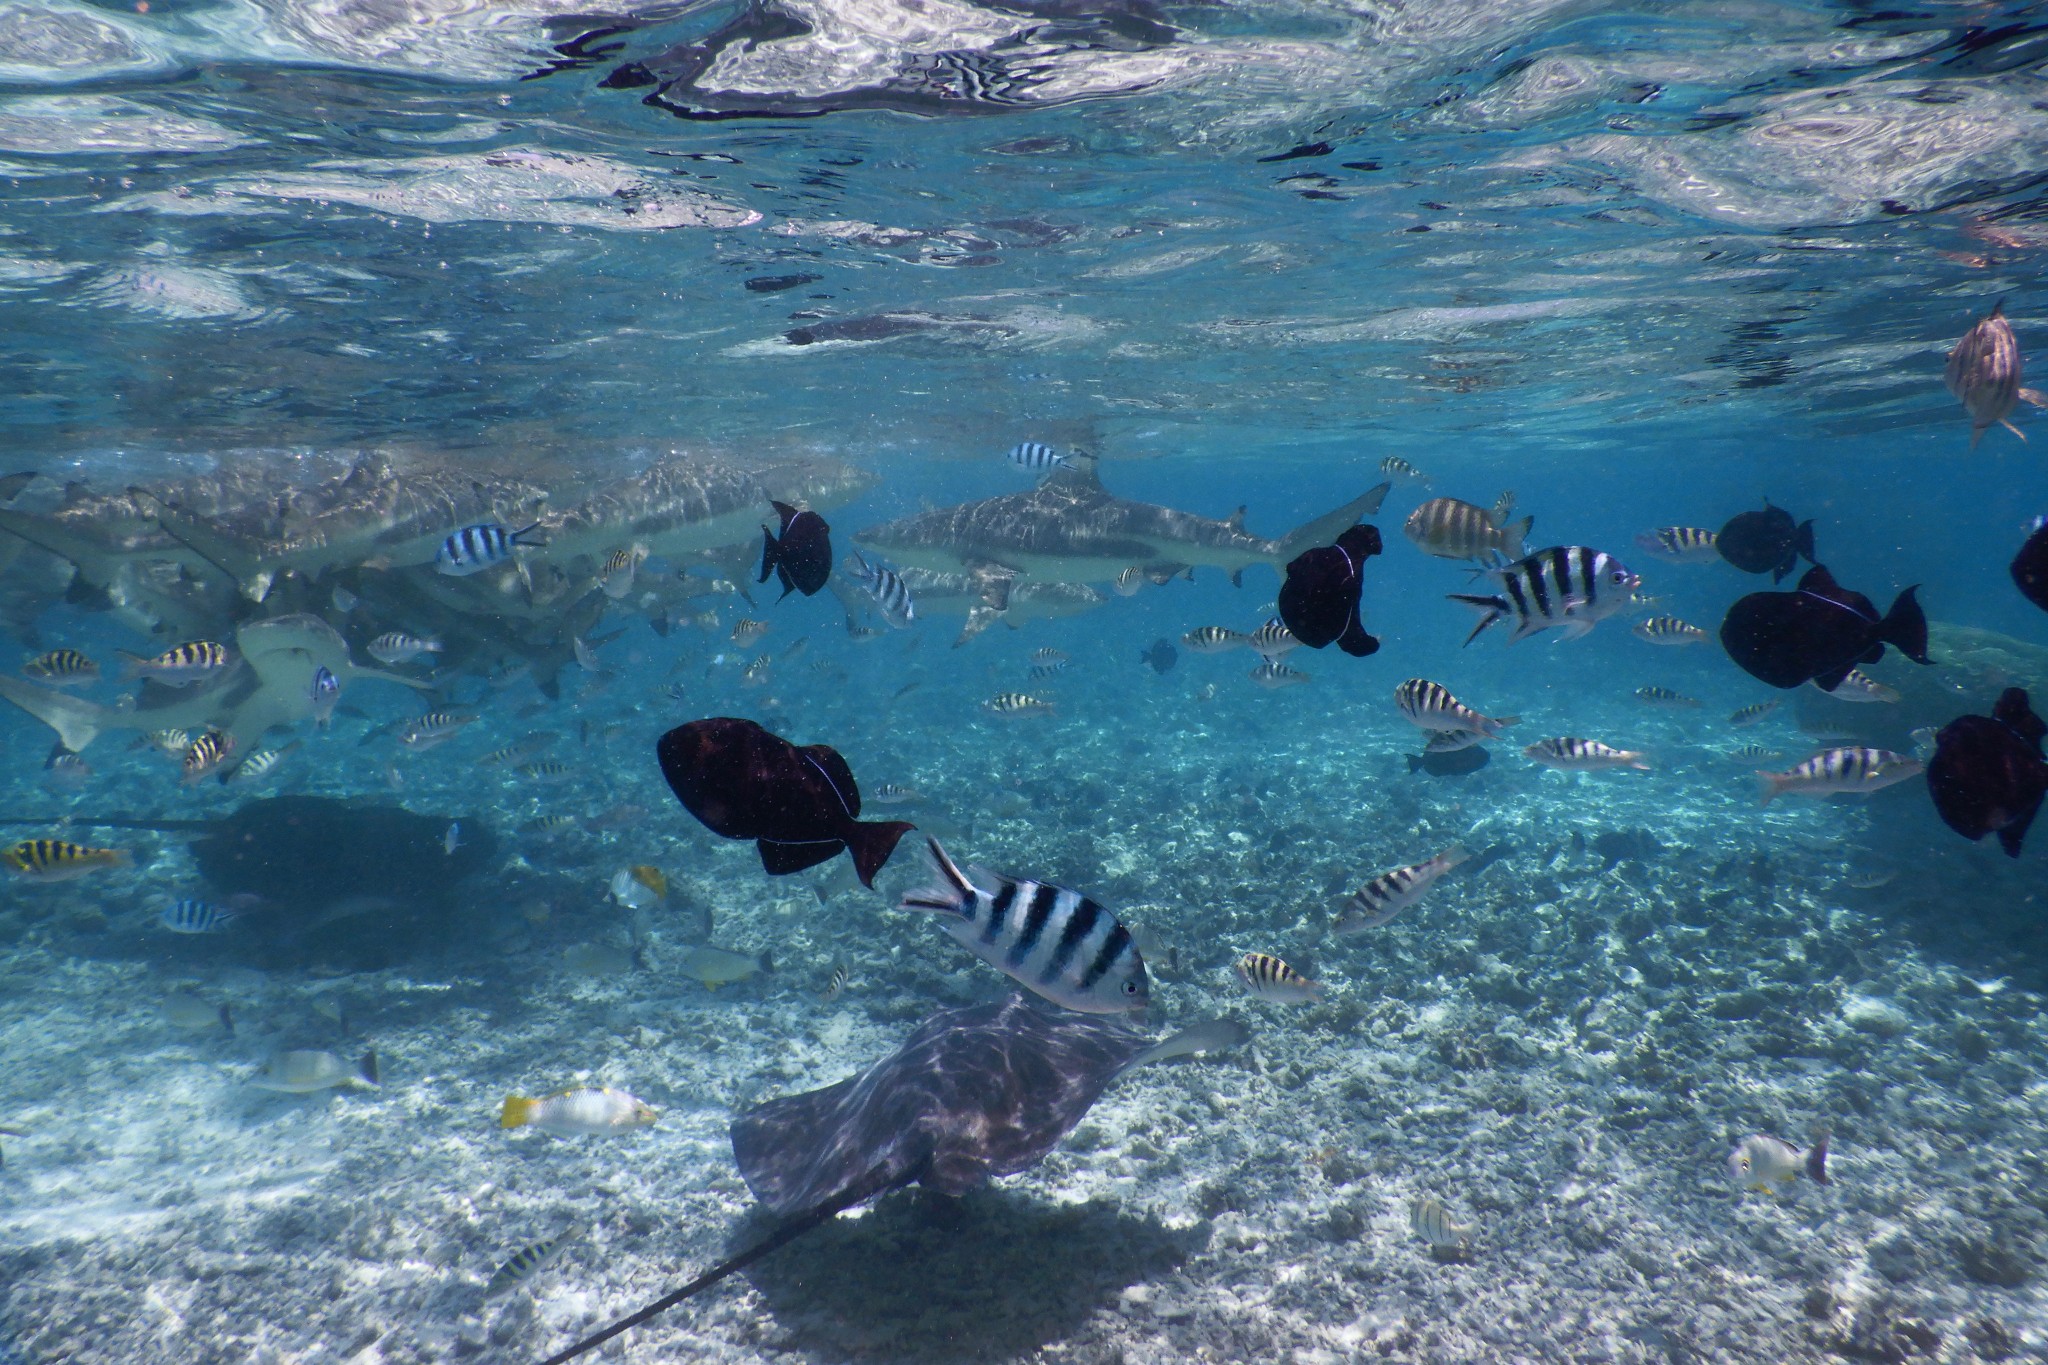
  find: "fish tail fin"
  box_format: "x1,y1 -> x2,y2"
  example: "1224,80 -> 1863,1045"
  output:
218,1004 -> 235,1036
845,819 -> 914,890
1998,802 -> 2038,857
510,521 -> 547,549
0,672 -> 112,753
901,836 -> 976,913
500,1095 -> 535,1129
1795,519 -> 1816,565
757,526 -> 779,585
1878,585 -> 1929,664
1277,483 -> 1392,563
1756,772 -> 1784,807
1488,714 -> 1522,733
1438,843 -> 1470,870
114,650 -> 148,680
1806,1133 -> 1829,1185
1502,515 -> 1532,561
357,1049 -> 380,1087
1446,594 -> 1506,646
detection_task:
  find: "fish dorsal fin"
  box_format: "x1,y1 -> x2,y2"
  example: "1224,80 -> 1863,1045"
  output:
1040,452 -> 1102,491
1795,563 -> 1841,597
1994,687 -> 2048,752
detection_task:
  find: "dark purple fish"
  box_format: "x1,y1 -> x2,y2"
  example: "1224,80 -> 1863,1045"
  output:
1407,745 -> 1489,777
2012,517 -> 2048,616
657,718 -> 911,887
1719,564 -> 1928,691
1717,501 -> 1814,582
1140,638 -> 1176,674
1928,688 -> 2048,858
1277,523 -> 1382,656
759,501 -> 832,598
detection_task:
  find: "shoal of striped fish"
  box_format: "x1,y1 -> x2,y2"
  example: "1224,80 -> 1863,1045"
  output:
1235,952 -> 1322,1003
899,838 -> 1149,1014
1729,700 -> 1781,728
1404,494 -> 1530,563
1634,686 -> 1701,709
849,551 -> 916,628
983,692 -> 1055,717
1411,1195 -> 1475,1255
253,1049 -> 380,1094
1815,669 -> 1900,704
1336,845 -> 1468,933
1181,626 -> 1248,653
367,632 -> 441,665
22,649 -> 98,686
181,730 -> 236,784
1632,526 -> 1719,563
1113,567 -> 1145,596
1450,546 -> 1640,645
1007,440 -> 1069,472
600,545 -> 646,600
1524,737 -> 1651,771
436,521 -> 544,576
500,1086 -> 656,1135
1633,616 -> 1710,646
4,839 -> 127,881
1247,618 -> 1299,659
161,898 -> 235,934
1378,455 -> 1430,486
118,640 -> 233,685
1028,660 -> 1068,681
485,1232 -> 579,1299
1393,679 -> 1515,736
1250,660 -> 1309,689
1756,747 -> 1923,806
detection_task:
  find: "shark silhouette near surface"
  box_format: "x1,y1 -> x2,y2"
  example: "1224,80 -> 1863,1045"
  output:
854,460 -> 1390,587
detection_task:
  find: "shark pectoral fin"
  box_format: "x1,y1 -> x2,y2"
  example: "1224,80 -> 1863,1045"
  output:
130,489 -> 272,602
0,673 -> 114,753
0,507 -> 126,589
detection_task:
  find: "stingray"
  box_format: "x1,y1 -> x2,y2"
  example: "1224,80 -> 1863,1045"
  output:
537,996 -> 1245,1365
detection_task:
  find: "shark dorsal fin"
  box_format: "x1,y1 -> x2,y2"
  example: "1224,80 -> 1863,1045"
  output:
1225,506 -> 1246,532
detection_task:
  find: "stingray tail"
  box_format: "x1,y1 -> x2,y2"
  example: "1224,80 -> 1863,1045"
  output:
845,819 -> 914,890
900,836 -> 976,914
1877,586 -> 1929,664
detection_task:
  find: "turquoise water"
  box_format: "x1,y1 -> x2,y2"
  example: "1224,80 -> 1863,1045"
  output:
2,2 -> 2047,1361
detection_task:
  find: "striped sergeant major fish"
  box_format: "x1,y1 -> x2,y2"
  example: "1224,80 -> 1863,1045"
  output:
1633,526 -> 1719,563
367,632 -> 441,665
1007,441 -> 1068,473
983,692 -> 1055,717
1729,700 -> 1780,728
848,551 -> 915,628
22,649 -> 98,686
3,838 -> 128,881
600,544 -> 647,600
399,710 -> 477,750
1756,747 -> 1923,806
1112,566 -> 1145,596
180,730 -> 236,784
1028,661 -> 1068,681
1403,494 -> 1531,563
161,898 -> 236,934
1336,844 -> 1468,934
1815,668 -> 1900,704
116,640 -> 233,685
1449,546 -> 1641,646
1249,660 -> 1309,689
899,838 -> 1150,1014
1181,626 -> 1248,653
435,521 -> 545,576
1247,618 -> 1299,659
1634,686 -> 1701,709
1235,952 -> 1322,1003
1378,455 -> 1430,487
1393,679 -> 1515,737
309,666 -> 340,729
222,740 -> 301,785
1524,737 -> 1652,771
1633,616 -> 1710,646
485,1231 -> 580,1299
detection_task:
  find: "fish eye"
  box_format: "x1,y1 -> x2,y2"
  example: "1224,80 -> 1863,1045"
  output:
1122,980 -> 1141,995
1610,570 -> 1630,583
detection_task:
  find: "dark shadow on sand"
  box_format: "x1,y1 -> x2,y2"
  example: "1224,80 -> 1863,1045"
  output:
735,1186 -> 1201,1364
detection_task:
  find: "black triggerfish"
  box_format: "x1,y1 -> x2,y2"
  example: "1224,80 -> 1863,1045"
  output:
1277,523 -> 1382,656
1927,688 -> 2048,858
1719,564 -> 1929,691
759,501 -> 832,598
657,718 -> 912,886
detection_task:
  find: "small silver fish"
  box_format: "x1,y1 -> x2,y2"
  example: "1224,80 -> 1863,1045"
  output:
444,822 -> 462,856
1249,660 -> 1309,689
1378,455 -> 1430,487
1181,626 -> 1248,654
1633,616 -> 1710,647
679,945 -> 773,988
252,1049 -> 379,1094
1246,618 -> 1300,660
869,783 -> 924,805
367,633 -> 441,666
1729,700 -> 1780,728
983,692 -> 1055,717
1815,669 -> 1899,704
1634,686 -> 1701,709
1728,1132 -> 1828,1193
1112,567 -> 1145,597
162,991 -> 233,1034
485,1231 -> 579,1298
1524,737 -> 1651,771
1632,527 -> 1719,563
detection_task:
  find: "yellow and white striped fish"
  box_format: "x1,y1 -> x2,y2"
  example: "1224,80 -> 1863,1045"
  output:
1235,952 -> 1322,1003
117,640 -> 233,685
3,839 -> 128,881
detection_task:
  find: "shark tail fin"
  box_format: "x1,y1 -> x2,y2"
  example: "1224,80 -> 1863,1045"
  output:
0,673 -> 114,753
1276,482 -> 1393,564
